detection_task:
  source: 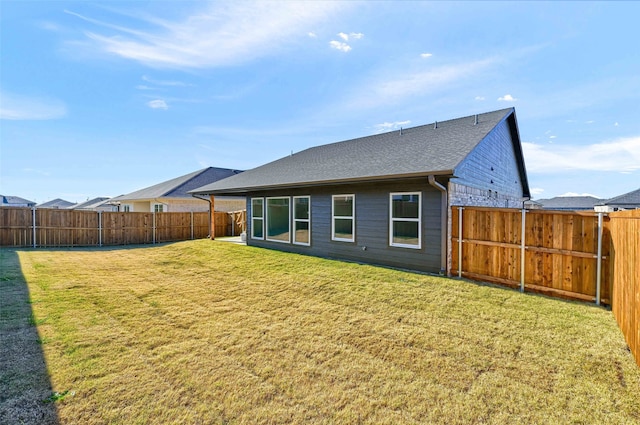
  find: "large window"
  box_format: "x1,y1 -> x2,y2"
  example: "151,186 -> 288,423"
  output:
251,198 -> 264,240
390,192 -> 421,249
266,197 -> 290,243
153,204 -> 164,213
332,194 -> 355,242
293,196 -> 310,246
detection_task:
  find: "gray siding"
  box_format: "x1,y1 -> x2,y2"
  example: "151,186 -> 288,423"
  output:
245,179 -> 443,273
451,119 -> 525,203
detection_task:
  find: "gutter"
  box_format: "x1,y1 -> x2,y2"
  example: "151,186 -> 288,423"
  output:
428,175 -> 448,275
190,171 -> 456,196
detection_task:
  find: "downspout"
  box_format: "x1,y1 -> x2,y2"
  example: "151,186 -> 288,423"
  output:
192,194 -> 213,238
428,175 -> 448,275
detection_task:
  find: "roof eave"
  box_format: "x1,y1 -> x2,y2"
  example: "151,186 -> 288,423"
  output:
191,170 -> 455,195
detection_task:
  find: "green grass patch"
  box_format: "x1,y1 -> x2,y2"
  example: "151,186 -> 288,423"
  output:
1,241 -> 639,424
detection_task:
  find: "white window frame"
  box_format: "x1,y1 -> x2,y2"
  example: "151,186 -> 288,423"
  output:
266,196 -> 291,244
122,204 -> 131,212
332,194 -> 355,242
251,197 -> 264,240
293,196 -> 311,246
153,203 -> 165,213
389,192 -> 422,249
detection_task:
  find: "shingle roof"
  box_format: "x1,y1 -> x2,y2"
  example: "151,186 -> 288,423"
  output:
1,195 -> 36,206
70,197 -> 112,210
597,188 -> 640,207
38,198 -> 76,208
111,167 -> 243,202
191,108 -> 522,195
536,196 -> 603,210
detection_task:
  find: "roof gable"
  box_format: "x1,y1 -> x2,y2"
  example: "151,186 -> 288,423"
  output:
192,108 -> 521,195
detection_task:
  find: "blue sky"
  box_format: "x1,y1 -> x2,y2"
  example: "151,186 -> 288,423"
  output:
1,1 -> 639,204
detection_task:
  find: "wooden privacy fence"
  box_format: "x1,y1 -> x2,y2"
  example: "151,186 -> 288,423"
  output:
451,207 -> 611,303
451,206 -> 639,366
0,207 -> 246,248
214,210 -> 246,238
607,210 -> 640,367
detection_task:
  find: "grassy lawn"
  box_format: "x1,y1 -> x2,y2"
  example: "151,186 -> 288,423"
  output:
1,240 -> 639,424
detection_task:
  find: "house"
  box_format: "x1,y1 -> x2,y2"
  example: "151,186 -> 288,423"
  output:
595,188 -> 640,212
0,195 -> 36,208
69,197 -> 118,212
109,167 -> 244,213
38,198 -> 76,209
534,196 -> 603,211
191,108 -> 530,274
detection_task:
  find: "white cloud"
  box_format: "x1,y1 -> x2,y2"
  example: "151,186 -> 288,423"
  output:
373,120 -> 412,133
475,96 -> 485,101
348,57 -> 497,109
530,187 -> 545,196
498,94 -> 517,101
329,40 -> 351,52
308,32 -> 317,38
147,99 -> 168,110
69,2 -> 348,69
142,75 -> 192,87
0,92 -> 67,120
337,32 -> 363,41
522,136 -> 640,173
420,53 -> 433,58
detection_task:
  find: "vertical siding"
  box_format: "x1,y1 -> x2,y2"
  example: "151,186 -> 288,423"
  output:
245,179 -> 443,273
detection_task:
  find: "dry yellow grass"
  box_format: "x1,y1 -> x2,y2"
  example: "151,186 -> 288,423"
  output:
1,240 -> 639,424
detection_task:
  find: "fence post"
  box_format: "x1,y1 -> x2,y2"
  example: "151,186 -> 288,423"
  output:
520,208 -> 526,293
98,211 -> 103,247
32,207 -> 36,248
596,212 -> 603,306
190,211 -> 194,240
458,207 -> 463,278
153,211 -> 156,244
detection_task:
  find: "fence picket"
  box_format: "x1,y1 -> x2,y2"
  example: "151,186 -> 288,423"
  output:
0,207 -> 245,248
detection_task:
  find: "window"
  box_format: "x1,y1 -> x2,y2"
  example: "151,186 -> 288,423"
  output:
251,198 -> 264,240
332,194 -> 355,242
390,192 -> 421,249
153,204 -> 164,213
293,196 -> 310,245
123,205 -> 131,212
266,197 -> 290,243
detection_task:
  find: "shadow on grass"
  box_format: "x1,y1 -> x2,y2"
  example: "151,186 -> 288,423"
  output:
0,249 -> 59,425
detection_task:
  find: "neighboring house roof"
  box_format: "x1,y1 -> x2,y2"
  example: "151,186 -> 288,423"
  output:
38,198 -> 76,209
1,195 -> 36,207
191,108 -> 529,196
535,196 -> 603,210
70,197 -> 112,210
111,167 -> 243,202
596,188 -> 640,209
